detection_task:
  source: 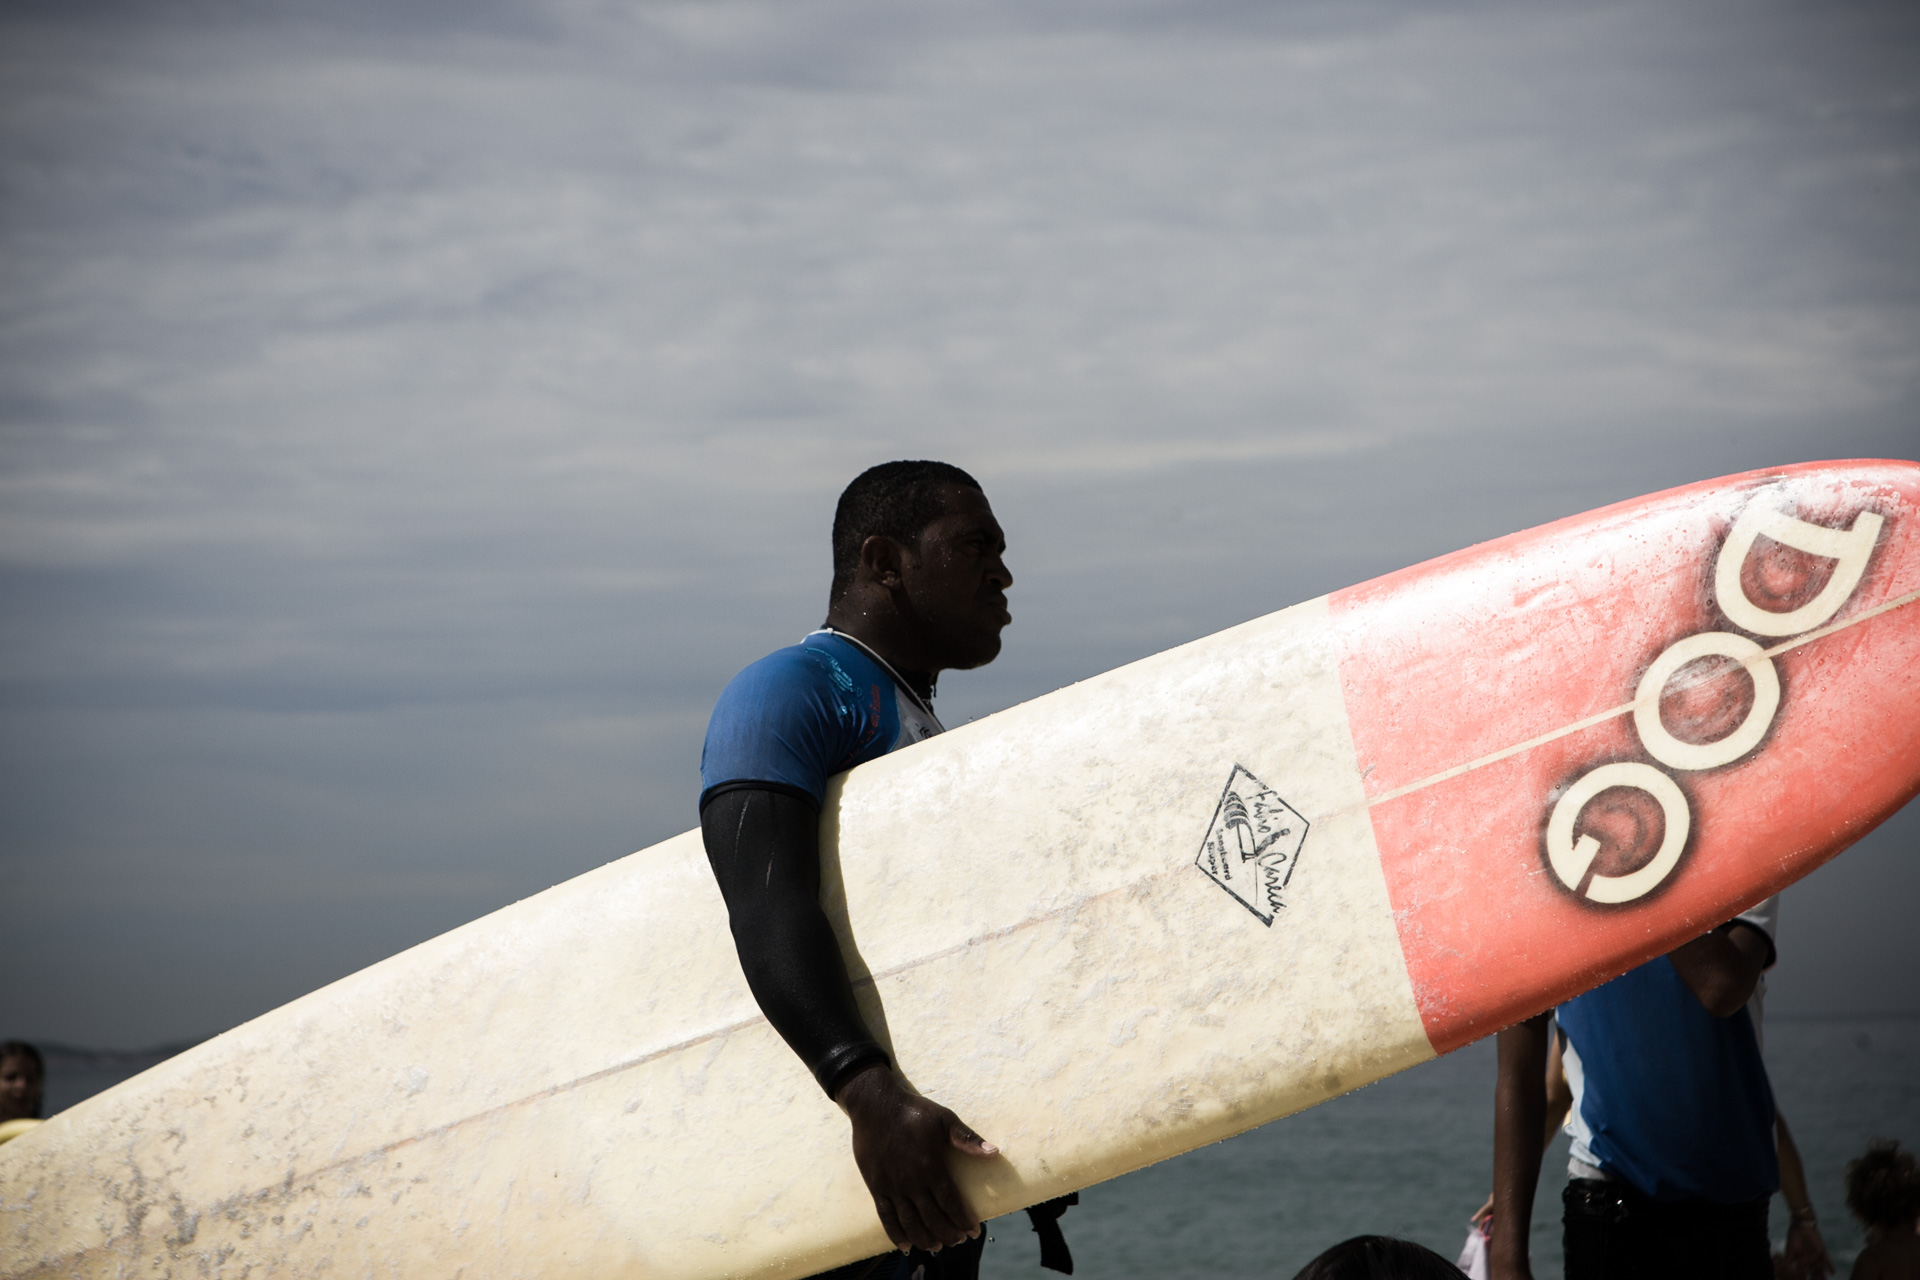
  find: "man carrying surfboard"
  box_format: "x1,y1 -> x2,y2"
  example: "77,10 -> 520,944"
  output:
699,461 -> 1014,1277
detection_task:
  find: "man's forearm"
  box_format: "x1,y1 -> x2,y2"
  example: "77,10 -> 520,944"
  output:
1491,1014 -> 1551,1278
1542,1027 -> 1572,1146
1776,1110 -> 1830,1276
701,789 -> 993,1252
732,886 -> 891,1095
700,787 -> 889,1094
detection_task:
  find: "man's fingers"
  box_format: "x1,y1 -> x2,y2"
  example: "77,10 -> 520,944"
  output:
909,1185 -> 971,1250
899,1173 -> 959,1248
927,1170 -> 981,1242
890,1193 -> 940,1253
873,1198 -> 911,1253
947,1118 -> 998,1157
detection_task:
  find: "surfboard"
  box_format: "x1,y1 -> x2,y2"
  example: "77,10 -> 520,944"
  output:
5,459 -> 1918,1279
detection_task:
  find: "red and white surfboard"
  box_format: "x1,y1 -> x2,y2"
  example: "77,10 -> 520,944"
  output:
1337,458 -> 1920,1053
6,460 -> 1917,1280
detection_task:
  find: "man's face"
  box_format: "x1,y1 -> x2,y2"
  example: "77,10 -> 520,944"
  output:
900,484 -> 1012,671
0,1055 -> 43,1123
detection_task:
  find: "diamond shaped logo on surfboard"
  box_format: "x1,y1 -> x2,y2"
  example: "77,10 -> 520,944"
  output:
1195,765 -> 1309,926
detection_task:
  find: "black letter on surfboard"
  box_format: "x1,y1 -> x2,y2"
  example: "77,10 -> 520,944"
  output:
1195,765 -> 1309,926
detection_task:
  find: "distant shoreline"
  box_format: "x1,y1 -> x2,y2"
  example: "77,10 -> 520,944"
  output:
1767,1010 -> 1920,1023
34,1041 -> 203,1071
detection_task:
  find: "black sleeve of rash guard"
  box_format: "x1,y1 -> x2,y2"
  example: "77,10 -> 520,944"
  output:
699,786 -> 891,1097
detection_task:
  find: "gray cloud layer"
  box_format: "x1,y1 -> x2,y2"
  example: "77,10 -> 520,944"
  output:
2,0 -> 1916,1046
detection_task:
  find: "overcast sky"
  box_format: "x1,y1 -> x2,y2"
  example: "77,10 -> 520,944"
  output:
2,0 -> 1916,1050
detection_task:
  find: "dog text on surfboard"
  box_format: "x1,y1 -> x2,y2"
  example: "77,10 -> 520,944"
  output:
1545,495 -> 1884,905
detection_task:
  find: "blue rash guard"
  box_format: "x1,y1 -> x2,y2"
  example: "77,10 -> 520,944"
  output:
701,630 -> 944,812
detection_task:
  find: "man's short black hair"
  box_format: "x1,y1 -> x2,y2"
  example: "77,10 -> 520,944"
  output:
830,461 -> 982,602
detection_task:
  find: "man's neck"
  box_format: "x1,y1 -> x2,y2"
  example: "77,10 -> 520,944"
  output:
819,614 -> 937,703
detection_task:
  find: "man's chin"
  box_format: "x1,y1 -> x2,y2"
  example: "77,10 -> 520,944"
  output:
946,631 -> 1004,671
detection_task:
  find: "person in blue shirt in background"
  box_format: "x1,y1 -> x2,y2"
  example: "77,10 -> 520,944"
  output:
1489,901 -> 1783,1279
702,461 -> 1057,1280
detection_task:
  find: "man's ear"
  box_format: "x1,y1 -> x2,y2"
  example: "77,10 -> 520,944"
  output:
858,534 -> 907,590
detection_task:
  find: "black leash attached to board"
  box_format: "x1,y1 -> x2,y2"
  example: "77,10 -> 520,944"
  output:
1025,1193 -> 1078,1274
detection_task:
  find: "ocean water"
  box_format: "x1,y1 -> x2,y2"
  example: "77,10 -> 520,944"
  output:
35,1016 -> 1918,1278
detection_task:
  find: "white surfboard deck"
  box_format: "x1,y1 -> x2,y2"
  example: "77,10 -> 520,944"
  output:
7,597 -> 1415,1279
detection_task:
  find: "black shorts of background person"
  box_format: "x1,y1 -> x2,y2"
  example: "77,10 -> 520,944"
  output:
1560,1177 -> 1772,1278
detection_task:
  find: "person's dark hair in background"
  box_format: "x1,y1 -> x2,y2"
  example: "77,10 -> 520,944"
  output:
1290,1234 -> 1465,1280
1848,1139 -> 1920,1230
829,460 -> 982,604
0,1041 -> 46,1122
1845,1138 -> 1920,1280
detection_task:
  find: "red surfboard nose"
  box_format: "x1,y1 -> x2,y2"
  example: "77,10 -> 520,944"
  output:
1331,459 -> 1920,1053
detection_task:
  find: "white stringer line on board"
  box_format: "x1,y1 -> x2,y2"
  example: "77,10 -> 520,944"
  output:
1366,585 -> 1920,808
